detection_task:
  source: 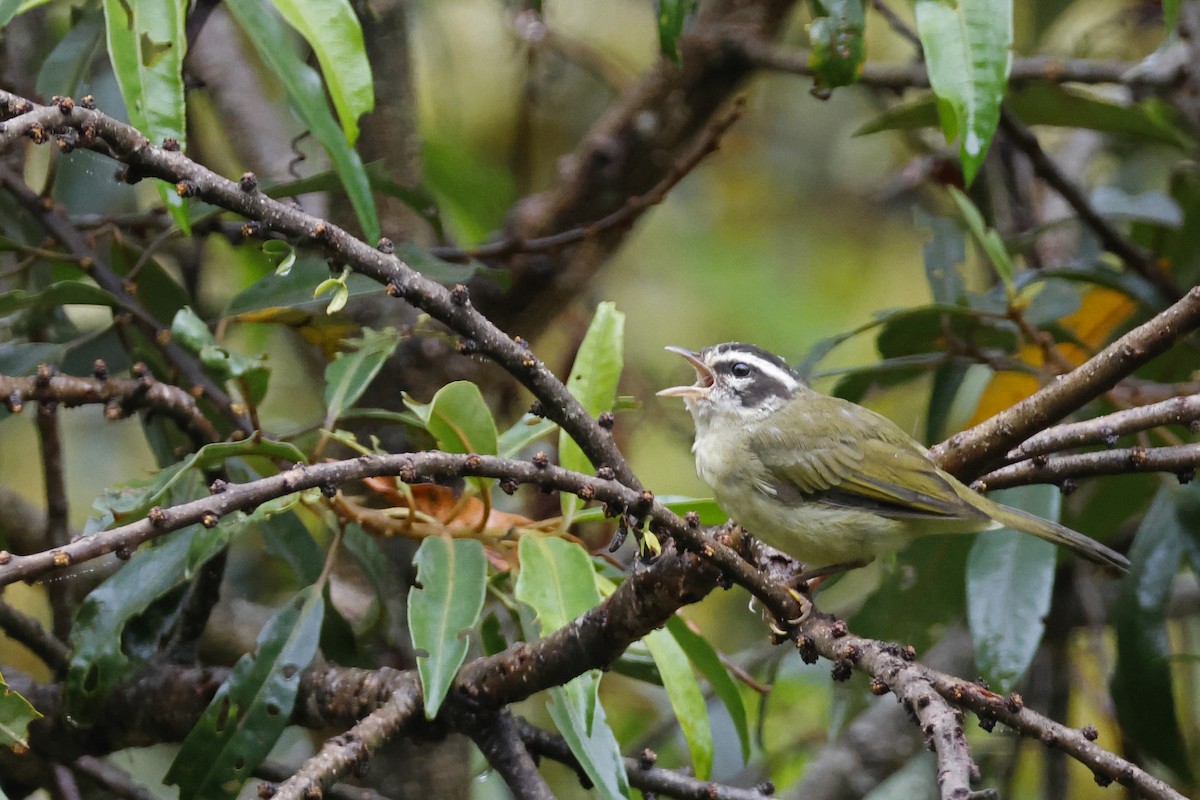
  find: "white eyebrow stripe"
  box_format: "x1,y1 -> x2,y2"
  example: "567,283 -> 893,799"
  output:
708,351 -> 800,392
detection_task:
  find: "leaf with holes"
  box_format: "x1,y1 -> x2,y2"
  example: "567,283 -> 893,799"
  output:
165,586 -> 325,800
409,536 -> 487,718
0,669 -> 41,750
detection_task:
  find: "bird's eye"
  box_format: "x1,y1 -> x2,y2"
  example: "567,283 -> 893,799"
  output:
731,362 -> 752,378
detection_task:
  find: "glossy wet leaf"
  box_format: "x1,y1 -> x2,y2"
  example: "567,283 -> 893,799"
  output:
967,486 -> 1057,692
408,537 -> 487,718
914,0 -> 1011,184
165,586 -> 325,800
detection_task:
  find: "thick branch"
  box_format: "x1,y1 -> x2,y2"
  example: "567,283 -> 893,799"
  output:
0,371 -> 221,445
465,711 -> 555,800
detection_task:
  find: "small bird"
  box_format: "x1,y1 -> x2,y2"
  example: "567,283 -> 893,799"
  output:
658,342 -> 1129,575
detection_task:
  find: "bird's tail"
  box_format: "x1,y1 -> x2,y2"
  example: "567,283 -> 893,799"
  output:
981,500 -> 1129,572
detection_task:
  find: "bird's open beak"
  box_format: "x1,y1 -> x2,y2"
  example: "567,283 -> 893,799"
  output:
656,346 -> 715,400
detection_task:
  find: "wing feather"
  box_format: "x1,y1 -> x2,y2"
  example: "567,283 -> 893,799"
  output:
749,393 -> 988,522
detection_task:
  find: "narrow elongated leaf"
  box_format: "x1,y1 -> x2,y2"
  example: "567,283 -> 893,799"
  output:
571,496 -> 727,526
858,83 -> 1193,149
657,0 -> 695,62
269,0 -> 373,144
914,0 -> 1012,184
546,683 -> 630,800
559,302 -> 625,523
323,327 -> 402,428
35,11 -> 106,98
643,627 -> 712,779
948,187 -> 1016,290
408,537 -> 487,718
915,207 -> 966,306
224,0 -> 379,242
966,485 -> 1057,691
101,0 -> 190,231
1111,485 -> 1193,781
665,615 -> 750,762
0,669 -> 41,749
0,282 -> 115,315
165,586 -> 325,800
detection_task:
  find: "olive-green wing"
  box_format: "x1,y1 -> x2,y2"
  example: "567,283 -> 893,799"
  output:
749,397 -> 986,521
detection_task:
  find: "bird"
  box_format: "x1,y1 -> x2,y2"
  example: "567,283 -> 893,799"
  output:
657,342 -> 1130,576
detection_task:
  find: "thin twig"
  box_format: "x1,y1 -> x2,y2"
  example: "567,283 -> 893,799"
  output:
1007,394 -> 1200,461
0,599 -> 71,672
997,108 -> 1181,302
975,442 -> 1200,490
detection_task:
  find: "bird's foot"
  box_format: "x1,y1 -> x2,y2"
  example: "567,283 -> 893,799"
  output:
786,586 -> 813,626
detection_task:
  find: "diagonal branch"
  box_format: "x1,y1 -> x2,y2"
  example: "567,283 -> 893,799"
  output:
930,286 -> 1200,478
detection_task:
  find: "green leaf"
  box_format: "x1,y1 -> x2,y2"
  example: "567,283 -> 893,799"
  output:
966,486 -> 1058,692
807,0 -> 866,91
497,412 -> 557,458
948,187 -> 1016,291
36,11 -> 106,98
67,519 -> 239,724
915,207 -> 967,305
1111,485 -> 1193,781
858,83 -> 1194,149
0,669 -> 42,749
408,537 -> 487,718
224,0 -> 379,242
515,535 -> 599,634
656,0 -> 695,62
262,240 -> 296,276
422,137 -> 515,245
664,615 -> 750,763
269,0 -> 373,144
643,627 -> 712,779
259,511 -> 324,585
914,0 -> 1012,185
874,305 -> 1017,360
559,302 -> 625,524
102,0 -> 190,232
323,327 -> 402,428
0,0 -> 23,28
0,282 -> 116,315
404,381 -> 498,457
341,523 -> 398,637
166,586 -> 325,800
515,535 -> 601,728
171,307 -> 270,403
545,683 -> 630,800
570,495 -> 727,526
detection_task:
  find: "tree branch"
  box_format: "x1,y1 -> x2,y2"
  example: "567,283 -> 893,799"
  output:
466,711 -> 555,800
975,442 -> 1200,490
1006,393 -> 1200,461
930,286 -> 1200,478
